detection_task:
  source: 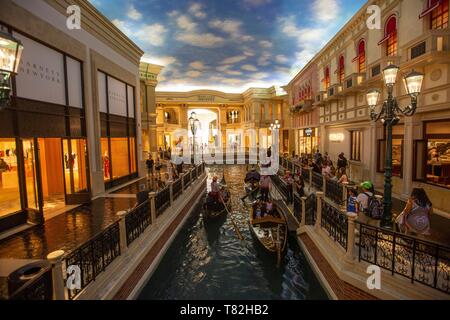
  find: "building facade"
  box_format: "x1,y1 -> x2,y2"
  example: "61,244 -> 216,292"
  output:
285,0 -> 450,214
0,0 -> 143,232
155,87 -> 288,154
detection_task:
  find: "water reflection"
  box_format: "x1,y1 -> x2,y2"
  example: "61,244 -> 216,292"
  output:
138,165 -> 328,300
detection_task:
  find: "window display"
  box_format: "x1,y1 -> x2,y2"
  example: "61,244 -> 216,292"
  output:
0,139 -> 21,218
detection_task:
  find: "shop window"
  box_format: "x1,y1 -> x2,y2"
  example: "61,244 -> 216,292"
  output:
350,131 -> 362,161
130,137 -> 137,174
431,0 -> 449,29
101,138 -> 111,181
110,138 -> 130,180
324,67 -> 330,90
378,139 -> 403,177
0,139 -> 21,217
417,120 -> 450,188
379,16 -> 398,56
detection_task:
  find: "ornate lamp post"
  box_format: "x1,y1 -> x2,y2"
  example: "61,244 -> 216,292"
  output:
189,111 -> 200,164
0,30 -> 24,109
366,65 -> 424,228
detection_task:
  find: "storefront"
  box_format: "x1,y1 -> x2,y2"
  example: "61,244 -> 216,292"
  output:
296,127 -> 320,157
378,124 -> 404,177
98,71 -> 138,189
414,120 -> 450,189
0,27 -> 90,227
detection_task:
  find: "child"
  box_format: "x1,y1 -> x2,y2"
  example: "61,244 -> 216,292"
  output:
347,188 -> 358,213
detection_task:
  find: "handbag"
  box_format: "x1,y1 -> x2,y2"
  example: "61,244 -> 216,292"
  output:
405,204 -> 431,235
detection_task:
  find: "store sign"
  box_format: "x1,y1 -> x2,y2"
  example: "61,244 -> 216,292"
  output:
14,32 -> 65,105
305,128 -> 313,136
329,133 -> 344,142
108,76 -> 127,117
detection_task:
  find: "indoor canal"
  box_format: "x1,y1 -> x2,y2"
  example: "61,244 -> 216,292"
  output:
138,165 -> 328,300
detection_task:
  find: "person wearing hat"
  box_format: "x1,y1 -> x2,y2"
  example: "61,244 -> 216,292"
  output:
356,181 -> 375,224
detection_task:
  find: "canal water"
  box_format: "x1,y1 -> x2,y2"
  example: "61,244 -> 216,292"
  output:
138,165 -> 328,300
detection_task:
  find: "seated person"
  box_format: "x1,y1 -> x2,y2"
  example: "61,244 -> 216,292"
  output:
254,203 -> 262,219
266,200 -> 274,216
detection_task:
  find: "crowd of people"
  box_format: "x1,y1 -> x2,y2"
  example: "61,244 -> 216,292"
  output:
145,154 -> 184,191
252,199 -> 275,220
282,150 -> 434,238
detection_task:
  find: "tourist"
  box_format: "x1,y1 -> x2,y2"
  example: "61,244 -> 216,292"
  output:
337,153 -> 348,170
338,167 -> 349,184
322,161 -> 331,178
314,150 -> 321,162
155,157 -> 162,179
266,200 -> 274,216
210,176 -> 220,201
260,175 -> 271,202
295,173 -> 305,197
347,188 -> 358,213
329,165 -> 337,180
356,181 -> 378,225
396,188 -> 432,236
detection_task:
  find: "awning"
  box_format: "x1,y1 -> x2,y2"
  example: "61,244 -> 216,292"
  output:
378,33 -> 391,46
419,0 -> 441,19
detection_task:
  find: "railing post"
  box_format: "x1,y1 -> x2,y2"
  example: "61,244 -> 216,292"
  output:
315,192 -> 324,231
342,184 -> 348,211
345,212 -> 358,263
149,192 -> 157,222
47,250 -> 66,300
117,211 -> 128,253
300,196 -> 307,228
169,182 -> 174,205
308,167 -> 313,192
190,168 -> 193,184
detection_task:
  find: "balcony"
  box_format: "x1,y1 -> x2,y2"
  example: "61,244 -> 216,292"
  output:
342,73 -> 366,93
313,91 -> 327,106
290,99 -> 313,114
327,83 -> 344,100
404,29 -> 450,67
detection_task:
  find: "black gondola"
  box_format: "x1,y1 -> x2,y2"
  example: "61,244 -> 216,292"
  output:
203,176 -> 231,219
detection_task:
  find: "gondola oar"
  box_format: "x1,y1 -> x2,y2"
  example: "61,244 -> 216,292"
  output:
241,185 -> 260,202
219,193 -> 244,241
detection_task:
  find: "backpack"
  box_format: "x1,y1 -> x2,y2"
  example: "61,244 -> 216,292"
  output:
363,193 -> 383,220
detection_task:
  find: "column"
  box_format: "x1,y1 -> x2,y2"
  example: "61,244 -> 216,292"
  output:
344,212 -> 358,263
315,192 -> 324,231
117,211 -> 128,253
402,116 -> 417,199
369,121 -> 378,183
47,250 -> 66,300
149,192 -> 157,222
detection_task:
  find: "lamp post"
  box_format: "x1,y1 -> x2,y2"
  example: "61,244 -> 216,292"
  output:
189,111 -> 200,164
366,65 -> 424,229
0,30 -> 24,109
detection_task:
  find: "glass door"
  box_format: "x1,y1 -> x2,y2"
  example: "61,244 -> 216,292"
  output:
63,138 -> 90,205
22,139 -> 39,211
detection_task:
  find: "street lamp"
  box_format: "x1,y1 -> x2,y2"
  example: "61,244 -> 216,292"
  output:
0,30 -> 23,109
189,111 -> 200,163
366,64 -> 424,228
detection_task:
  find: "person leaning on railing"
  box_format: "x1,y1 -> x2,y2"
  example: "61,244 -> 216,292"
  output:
396,188 -> 432,237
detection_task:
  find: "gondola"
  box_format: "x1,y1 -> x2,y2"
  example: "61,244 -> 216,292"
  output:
203,177 -> 231,219
242,167 -> 261,201
248,204 -> 288,256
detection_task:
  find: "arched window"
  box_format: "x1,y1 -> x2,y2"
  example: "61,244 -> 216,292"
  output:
357,40 -> 366,73
379,16 -> 398,56
339,55 -> 345,83
324,67 -> 330,90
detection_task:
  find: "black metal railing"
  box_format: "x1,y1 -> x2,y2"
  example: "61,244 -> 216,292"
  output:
271,174 -> 289,200
125,200 -> 151,246
312,171 -> 323,190
301,167 -> 309,182
10,267 -> 53,300
357,223 -> 450,294
155,186 -> 171,217
183,172 -> 191,188
325,178 -> 344,205
172,178 -> 182,200
305,193 -> 317,225
192,167 -> 198,181
293,194 -> 302,223
321,200 -> 348,250
65,222 -> 121,300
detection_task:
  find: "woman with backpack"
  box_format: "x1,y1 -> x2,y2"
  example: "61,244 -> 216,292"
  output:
356,181 -> 382,226
396,188 -> 432,236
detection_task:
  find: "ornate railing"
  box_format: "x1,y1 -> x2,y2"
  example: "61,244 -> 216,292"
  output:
325,179 -> 344,206
10,267 -> 53,300
183,172 -> 191,188
305,193 -> 317,226
65,222 -> 121,300
293,194 -> 302,223
125,200 -> 151,246
321,200 -> 348,250
172,178 -> 182,200
192,167 -> 198,181
357,223 -> 450,294
155,186 -> 171,217
271,174 -> 289,200
312,171 -> 323,190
